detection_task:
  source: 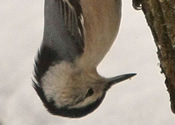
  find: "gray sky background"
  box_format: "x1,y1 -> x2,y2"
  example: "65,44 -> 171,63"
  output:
0,0 -> 175,125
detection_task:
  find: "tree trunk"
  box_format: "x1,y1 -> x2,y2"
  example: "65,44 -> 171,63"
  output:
133,0 -> 175,114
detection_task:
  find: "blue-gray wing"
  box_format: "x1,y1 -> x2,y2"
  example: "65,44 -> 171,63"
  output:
34,0 -> 84,83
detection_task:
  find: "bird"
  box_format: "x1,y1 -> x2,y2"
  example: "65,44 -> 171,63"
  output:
33,0 -> 136,118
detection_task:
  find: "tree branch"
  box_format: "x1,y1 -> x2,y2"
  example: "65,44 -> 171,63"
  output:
133,0 -> 175,114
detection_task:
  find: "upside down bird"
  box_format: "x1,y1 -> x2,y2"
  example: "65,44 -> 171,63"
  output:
33,0 -> 136,118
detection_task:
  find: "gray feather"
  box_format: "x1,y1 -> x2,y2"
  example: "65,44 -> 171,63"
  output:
34,0 -> 85,85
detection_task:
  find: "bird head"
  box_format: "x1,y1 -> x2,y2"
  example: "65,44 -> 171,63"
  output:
33,64 -> 136,118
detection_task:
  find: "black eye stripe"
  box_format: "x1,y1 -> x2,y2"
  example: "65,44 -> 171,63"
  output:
86,88 -> 94,97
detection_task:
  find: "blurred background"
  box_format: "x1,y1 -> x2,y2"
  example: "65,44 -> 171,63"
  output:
0,0 -> 174,125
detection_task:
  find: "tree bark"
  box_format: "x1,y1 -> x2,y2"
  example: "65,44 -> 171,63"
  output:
133,0 -> 175,113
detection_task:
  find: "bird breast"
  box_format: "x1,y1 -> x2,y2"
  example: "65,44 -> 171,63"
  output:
77,0 -> 121,69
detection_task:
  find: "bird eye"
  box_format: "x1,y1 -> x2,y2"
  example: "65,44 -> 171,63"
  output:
86,88 -> 94,97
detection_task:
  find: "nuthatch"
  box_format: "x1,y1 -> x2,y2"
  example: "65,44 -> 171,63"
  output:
33,0 -> 136,118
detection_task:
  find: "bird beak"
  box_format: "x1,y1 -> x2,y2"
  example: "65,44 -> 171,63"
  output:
107,73 -> 136,89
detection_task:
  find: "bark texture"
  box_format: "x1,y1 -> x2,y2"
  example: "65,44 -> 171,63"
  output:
134,0 -> 175,113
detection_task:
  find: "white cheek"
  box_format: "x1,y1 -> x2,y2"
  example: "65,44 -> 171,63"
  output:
69,93 -> 102,109
41,61 -> 74,107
